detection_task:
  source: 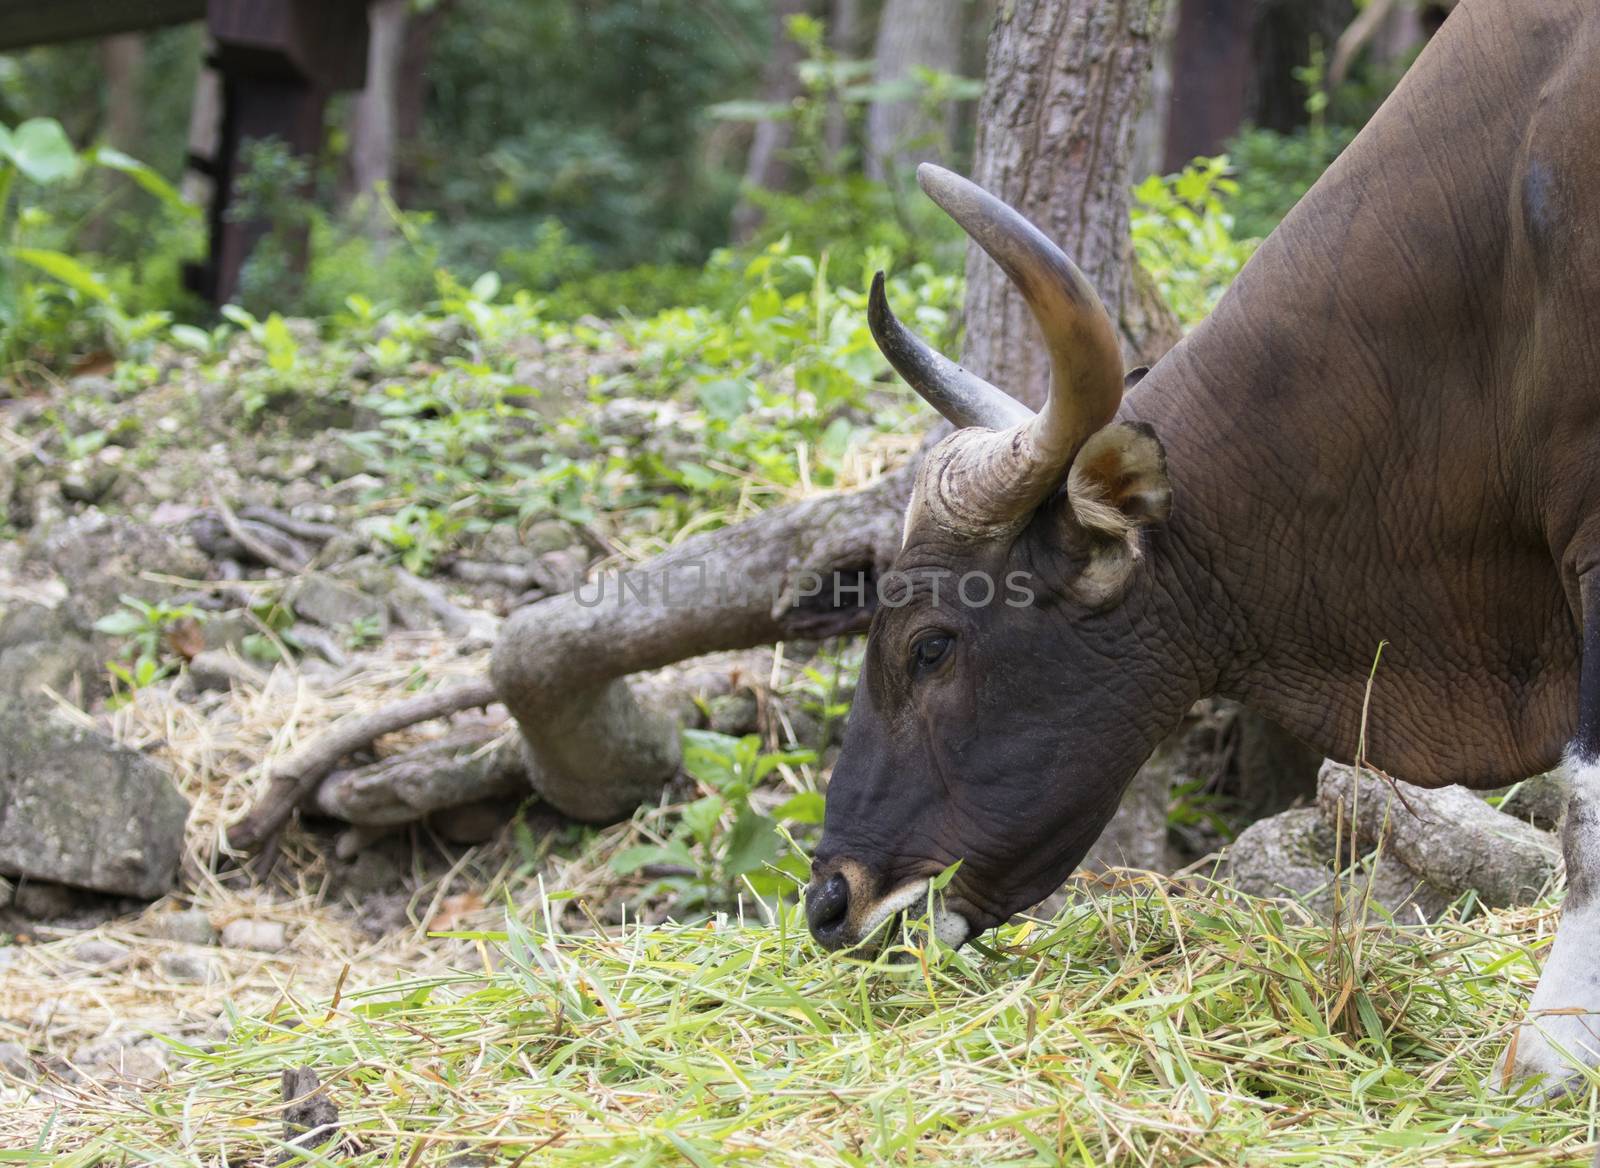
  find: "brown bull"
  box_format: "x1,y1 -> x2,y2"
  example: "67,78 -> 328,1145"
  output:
806,0 -> 1600,1092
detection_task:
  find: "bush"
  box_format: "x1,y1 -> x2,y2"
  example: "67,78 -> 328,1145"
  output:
0,115 -> 197,369
1132,156 -> 1258,329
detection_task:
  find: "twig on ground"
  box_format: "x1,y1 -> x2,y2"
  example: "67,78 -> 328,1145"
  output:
226,677 -> 499,854
208,483 -> 307,575
239,505 -> 343,545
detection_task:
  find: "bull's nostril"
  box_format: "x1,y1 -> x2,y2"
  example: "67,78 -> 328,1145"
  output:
806,872 -> 850,941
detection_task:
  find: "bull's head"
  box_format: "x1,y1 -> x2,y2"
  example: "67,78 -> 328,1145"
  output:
806,165 -> 1196,951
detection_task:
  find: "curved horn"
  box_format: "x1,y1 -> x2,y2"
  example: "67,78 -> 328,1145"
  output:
867,271 -> 1033,431
868,166 -> 1127,538
917,163 -> 1125,470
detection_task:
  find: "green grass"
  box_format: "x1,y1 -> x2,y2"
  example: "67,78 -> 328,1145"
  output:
26,877 -> 1599,1167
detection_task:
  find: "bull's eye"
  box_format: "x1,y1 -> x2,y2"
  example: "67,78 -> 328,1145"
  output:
911,632 -> 953,672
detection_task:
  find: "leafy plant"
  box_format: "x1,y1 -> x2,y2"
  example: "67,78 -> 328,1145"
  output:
1131,156 -> 1258,329
93,593 -> 200,700
0,116 -> 192,366
239,598 -> 302,665
612,729 -> 820,914
708,15 -> 970,280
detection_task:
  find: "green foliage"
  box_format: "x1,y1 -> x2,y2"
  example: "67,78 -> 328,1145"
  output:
1221,45 -> 1371,242
238,598 -> 301,666
318,236 -> 948,573
0,114 -> 196,368
612,729 -> 820,913
1225,122 -> 1355,242
207,301 -> 369,436
93,593 -> 199,700
498,221 -> 743,321
1131,156 -> 1258,329
711,14 -> 971,281
419,0 -> 767,268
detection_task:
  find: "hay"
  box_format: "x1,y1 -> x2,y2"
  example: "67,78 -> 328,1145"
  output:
5,879 -> 1596,1166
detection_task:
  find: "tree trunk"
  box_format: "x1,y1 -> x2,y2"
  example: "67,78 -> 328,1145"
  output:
1250,0 -> 1354,134
346,0 -> 408,230
84,33 -> 145,250
181,44 -> 222,208
731,0 -> 814,243
1162,0 -> 1253,172
965,0 -> 1180,401
101,34 -> 144,154
864,0 -> 967,183
393,0 -> 453,206
822,0 -> 862,157
1131,0 -> 1180,178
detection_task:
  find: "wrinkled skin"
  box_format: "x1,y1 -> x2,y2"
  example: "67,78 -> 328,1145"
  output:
809,0 -> 1600,1090
812,503 -> 1201,944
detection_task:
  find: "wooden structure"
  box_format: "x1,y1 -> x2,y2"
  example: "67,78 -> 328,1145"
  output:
0,0 -> 370,305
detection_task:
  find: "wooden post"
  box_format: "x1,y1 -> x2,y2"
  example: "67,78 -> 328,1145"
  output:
184,0 -> 369,305
0,0 -> 369,308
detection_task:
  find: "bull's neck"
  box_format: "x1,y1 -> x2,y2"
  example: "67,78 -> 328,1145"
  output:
1120,0 -> 1567,774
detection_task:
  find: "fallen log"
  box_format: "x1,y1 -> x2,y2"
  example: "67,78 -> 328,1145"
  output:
225,677 -> 498,853
312,723 -> 525,826
223,469 -> 911,851
1315,760 -> 1561,908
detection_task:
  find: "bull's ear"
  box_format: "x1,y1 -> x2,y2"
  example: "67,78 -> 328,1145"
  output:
1066,421 -> 1171,535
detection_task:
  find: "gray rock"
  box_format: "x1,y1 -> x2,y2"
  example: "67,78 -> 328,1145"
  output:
201,612 -> 257,653
0,1042 -> 32,1082
335,842 -> 407,899
385,576 -> 438,632
187,649 -> 268,693
59,458 -> 122,505
31,511 -> 208,635
429,796 -> 517,844
287,573 -> 386,634
386,569 -> 497,645
73,938 -> 132,967
9,879 -> 82,920
0,701 -> 189,899
221,918 -> 287,952
67,373 -> 115,399
354,890 -> 411,938
0,604 -> 99,701
706,692 -> 759,737
189,513 -> 310,569
72,1037 -> 167,1086
778,707 -> 825,751
522,519 -> 577,556
157,950 -> 216,984
144,908 -> 217,947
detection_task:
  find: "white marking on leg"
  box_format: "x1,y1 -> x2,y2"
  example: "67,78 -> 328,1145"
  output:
1502,755 -> 1600,1092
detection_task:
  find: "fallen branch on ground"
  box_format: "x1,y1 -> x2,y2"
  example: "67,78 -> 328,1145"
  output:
224,468 -> 911,852
225,677 -> 498,853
